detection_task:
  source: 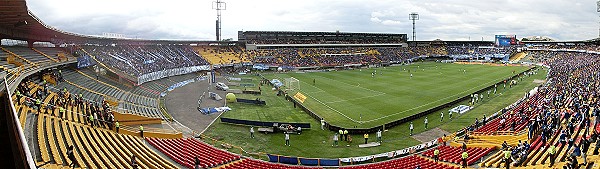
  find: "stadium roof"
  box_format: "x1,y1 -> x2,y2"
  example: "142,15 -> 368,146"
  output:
0,0 -> 222,45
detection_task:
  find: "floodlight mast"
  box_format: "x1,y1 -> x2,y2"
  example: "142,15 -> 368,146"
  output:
409,12 -> 419,42
213,0 -> 226,41
597,0 -> 600,38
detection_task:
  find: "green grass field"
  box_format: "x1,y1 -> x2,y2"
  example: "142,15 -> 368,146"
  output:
202,62 -> 547,159
262,62 -> 530,128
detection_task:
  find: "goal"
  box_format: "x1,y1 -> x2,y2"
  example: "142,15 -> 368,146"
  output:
286,77 -> 300,91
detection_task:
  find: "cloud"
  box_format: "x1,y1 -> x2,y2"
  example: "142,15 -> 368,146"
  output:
370,11 -> 403,26
24,0 -> 600,41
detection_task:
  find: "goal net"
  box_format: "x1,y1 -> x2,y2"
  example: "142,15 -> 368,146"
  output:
286,77 -> 300,91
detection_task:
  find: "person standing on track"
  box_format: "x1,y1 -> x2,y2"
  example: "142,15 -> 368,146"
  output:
250,126 -> 255,138
409,122 -> 414,136
285,133 -> 290,146
377,129 -> 382,143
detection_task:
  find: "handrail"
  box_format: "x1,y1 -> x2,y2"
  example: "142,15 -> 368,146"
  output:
0,47 -> 38,67
75,69 -> 157,102
63,79 -> 118,102
120,125 -> 180,134
31,48 -> 60,62
79,48 -> 138,85
4,77 -> 37,169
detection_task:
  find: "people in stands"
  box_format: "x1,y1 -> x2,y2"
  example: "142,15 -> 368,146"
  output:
194,156 -> 201,169
461,150 -> 468,168
548,144 -> 557,167
563,155 -> 577,169
433,148 -> 440,162
139,125 -> 144,138
503,148 -> 511,169
66,145 -> 76,169
131,155 -> 139,169
115,121 -> 120,133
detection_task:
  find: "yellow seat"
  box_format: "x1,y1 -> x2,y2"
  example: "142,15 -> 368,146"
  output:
101,130 -> 151,169
90,128 -> 129,168
123,134 -> 177,169
84,127 -> 123,168
37,115 -> 51,163
73,123 -> 110,168
59,121 -> 87,169
117,134 -> 162,169
45,117 -> 64,165
67,123 -> 97,169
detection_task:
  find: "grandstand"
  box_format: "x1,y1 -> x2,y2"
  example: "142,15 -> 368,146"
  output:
2,1 -> 600,169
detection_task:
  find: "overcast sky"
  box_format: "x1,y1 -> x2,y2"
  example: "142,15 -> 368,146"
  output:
26,0 -> 600,41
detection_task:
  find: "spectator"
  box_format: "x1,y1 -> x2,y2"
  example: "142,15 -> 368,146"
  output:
66,145 -> 76,169
285,133 -> 290,146
377,129 -> 382,143
194,156 -> 201,169
332,133 -> 338,147
461,151 -> 468,168
131,155 -> 139,169
409,122 -> 414,136
139,125 -> 144,138
115,121 -> 120,133
433,148 -> 440,162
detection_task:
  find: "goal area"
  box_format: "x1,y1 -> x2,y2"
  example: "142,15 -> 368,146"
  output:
286,77 -> 300,91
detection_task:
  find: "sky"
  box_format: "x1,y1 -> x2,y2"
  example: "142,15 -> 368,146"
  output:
26,0 -> 600,41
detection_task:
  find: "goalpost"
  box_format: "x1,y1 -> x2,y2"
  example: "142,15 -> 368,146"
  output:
286,77 -> 300,91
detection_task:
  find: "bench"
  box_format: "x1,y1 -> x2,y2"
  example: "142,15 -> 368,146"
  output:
358,142 -> 381,148
258,127 -> 274,133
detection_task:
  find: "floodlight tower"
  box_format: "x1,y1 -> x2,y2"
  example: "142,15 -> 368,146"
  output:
597,0 -> 600,38
409,12 -> 419,42
213,0 -> 226,41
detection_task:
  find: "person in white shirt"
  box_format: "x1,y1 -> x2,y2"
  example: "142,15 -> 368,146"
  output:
409,122 -> 414,136
321,119 -> 325,130
285,133 -> 290,146
250,126 -> 255,138
377,129 -> 382,143
333,133 -> 339,146
424,117 -> 429,129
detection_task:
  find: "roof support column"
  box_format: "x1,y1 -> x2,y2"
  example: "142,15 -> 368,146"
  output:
27,40 -> 34,48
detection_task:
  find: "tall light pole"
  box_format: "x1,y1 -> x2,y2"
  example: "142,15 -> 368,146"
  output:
213,0 -> 226,41
597,0 -> 600,38
409,12 -> 419,42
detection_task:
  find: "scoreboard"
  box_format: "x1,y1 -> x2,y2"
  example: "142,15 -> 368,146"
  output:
495,35 -> 517,46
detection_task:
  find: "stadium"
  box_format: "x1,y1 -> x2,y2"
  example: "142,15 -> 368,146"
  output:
1,0 -> 600,169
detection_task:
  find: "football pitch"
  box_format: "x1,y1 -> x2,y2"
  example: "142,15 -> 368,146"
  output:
263,62 -> 531,128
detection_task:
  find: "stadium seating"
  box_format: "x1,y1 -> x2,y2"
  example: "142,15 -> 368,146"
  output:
473,91 -> 549,134
82,45 -> 209,77
422,145 -> 493,166
146,137 -> 240,169
221,158 -> 323,169
340,155 -> 459,169
2,46 -> 54,64
36,114 -> 177,169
